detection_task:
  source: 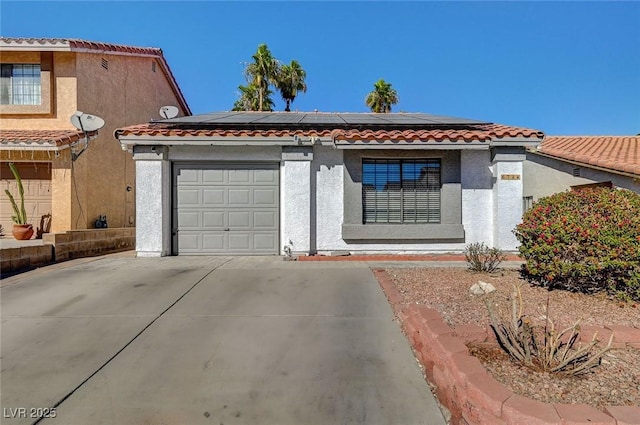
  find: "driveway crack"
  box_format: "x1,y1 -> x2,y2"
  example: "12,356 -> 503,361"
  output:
31,257 -> 234,425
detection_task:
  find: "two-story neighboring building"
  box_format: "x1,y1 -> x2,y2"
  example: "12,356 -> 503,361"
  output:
0,37 -> 190,235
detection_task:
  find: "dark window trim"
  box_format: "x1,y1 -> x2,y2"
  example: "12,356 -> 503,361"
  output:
361,158 -> 442,224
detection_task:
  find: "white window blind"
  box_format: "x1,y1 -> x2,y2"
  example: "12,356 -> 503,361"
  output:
362,159 -> 441,224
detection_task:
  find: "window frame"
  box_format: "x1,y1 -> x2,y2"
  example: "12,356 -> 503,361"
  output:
0,64 -> 42,106
361,158 -> 442,225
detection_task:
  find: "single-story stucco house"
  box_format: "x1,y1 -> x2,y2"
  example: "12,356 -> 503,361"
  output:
524,136 -> 640,208
115,112 -> 544,257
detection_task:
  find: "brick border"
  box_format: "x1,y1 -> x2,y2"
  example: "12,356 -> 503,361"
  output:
299,253 -> 523,262
373,269 -> 640,425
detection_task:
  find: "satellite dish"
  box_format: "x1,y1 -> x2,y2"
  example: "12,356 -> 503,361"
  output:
68,111 -> 105,161
159,105 -> 179,119
70,111 -> 106,132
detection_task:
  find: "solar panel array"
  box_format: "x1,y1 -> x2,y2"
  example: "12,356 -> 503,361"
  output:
162,112 -> 490,126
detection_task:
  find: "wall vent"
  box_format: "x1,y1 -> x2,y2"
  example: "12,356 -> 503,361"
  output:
101,58 -> 109,70
572,167 -> 581,177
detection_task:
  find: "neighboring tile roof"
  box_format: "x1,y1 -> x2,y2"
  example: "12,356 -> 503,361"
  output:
0,129 -> 96,149
0,37 -> 162,56
536,136 -> 640,176
116,119 -> 544,144
0,37 -> 191,115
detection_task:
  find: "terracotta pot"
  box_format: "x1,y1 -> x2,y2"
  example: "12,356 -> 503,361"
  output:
12,224 -> 34,240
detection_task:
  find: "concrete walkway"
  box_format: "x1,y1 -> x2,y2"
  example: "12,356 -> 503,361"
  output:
0,255 -> 446,425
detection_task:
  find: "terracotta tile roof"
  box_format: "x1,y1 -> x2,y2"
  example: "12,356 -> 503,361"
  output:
331,123 -> 543,142
0,37 -> 191,115
116,121 -> 543,144
0,37 -> 161,56
537,136 -> 640,176
0,129 -> 96,149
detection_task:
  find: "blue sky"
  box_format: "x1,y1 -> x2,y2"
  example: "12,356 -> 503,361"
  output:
2,1 -> 639,135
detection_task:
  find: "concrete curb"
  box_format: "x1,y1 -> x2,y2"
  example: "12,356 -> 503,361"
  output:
373,269 -> 640,425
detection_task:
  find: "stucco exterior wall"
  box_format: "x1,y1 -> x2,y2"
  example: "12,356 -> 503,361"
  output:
1,49 -> 187,234
0,52 -> 77,127
135,158 -> 169,256
524,152 -> 640,199
492,160 -> 523,251
281,147 -> 312,254
314,147 -> 468,254
74,53 -> 187,230
460,150 -> 494,246
130,143 -> 529,256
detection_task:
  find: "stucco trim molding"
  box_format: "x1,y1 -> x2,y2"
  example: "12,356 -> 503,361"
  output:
342,224 -> 465,242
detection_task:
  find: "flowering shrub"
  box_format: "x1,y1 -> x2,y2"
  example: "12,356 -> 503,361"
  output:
514,187 -> 640,301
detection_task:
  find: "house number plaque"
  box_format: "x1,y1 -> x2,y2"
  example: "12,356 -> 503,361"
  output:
500,174 -> 521,180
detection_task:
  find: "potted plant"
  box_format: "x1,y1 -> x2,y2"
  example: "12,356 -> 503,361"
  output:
4,163 -> 34,240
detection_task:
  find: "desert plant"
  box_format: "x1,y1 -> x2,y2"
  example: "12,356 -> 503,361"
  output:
483,284 -> 612,376
464,242 -> 506,273
4,163 -> 28,225
514,187 -> 640,301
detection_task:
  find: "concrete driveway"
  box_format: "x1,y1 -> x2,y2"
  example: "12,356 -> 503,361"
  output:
1,255 -> 446,425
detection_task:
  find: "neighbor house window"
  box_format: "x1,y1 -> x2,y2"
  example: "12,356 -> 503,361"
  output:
362,159 -> 441,224
0,64 -> 42,105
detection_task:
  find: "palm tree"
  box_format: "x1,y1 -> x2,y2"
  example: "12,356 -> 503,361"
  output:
244,44 -> 280,112
232,84 -> 274,112
276,60 -> 307,112
365,79 -> 399,113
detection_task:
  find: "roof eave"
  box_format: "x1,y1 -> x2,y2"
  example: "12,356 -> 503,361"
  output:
490,137 -> 544,147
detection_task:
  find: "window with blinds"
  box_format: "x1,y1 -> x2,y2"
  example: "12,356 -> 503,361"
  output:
0,64 -> 42,105
362,159 -> 441,224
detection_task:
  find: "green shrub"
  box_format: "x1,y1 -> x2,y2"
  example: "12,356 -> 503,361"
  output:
514,187 -> 640,301
464,242 -> 506,273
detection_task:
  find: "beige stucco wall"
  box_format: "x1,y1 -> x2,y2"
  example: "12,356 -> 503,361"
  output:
0,52 -> 77,128
523,151 -> 640,200
1,49 -> 187,233
74,52 -> 187,229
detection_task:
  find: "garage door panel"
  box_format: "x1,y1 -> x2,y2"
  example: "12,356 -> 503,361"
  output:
203,189 -> 224,205
178,233 -> 200,251
254,233 -> 278,250
228,211 -> 251,228
228,189 -> 250,206
228,233 -> 251,250
203,211 -> 225,228
178,211 -> 200,228
174,163 -> 279,255
253,211 -> 277,229
253,169 -> 278,184
177,189 -> 200,206
177,169 -> 199,183
253,189 -> 277,206
228,169 -> 250,183
203,233 -> 226,250
202,169 -> 224,183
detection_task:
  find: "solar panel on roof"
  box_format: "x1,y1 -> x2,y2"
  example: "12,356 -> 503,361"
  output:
255,113 -> 306,124
299,114 -> 345,124
158,111 -> 491,126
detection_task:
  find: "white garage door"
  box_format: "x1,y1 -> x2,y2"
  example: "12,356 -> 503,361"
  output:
174,163 -> 280,255
0,179 -> 51,235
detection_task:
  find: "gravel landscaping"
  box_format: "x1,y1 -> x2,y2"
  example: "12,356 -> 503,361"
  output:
386,266 -> 640,410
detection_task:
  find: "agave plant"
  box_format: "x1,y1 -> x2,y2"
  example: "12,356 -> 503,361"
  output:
4,163 -> 28,225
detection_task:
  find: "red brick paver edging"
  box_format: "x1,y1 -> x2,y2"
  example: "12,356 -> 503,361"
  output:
298,253 -> 523,262
373,269 -> 640,425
